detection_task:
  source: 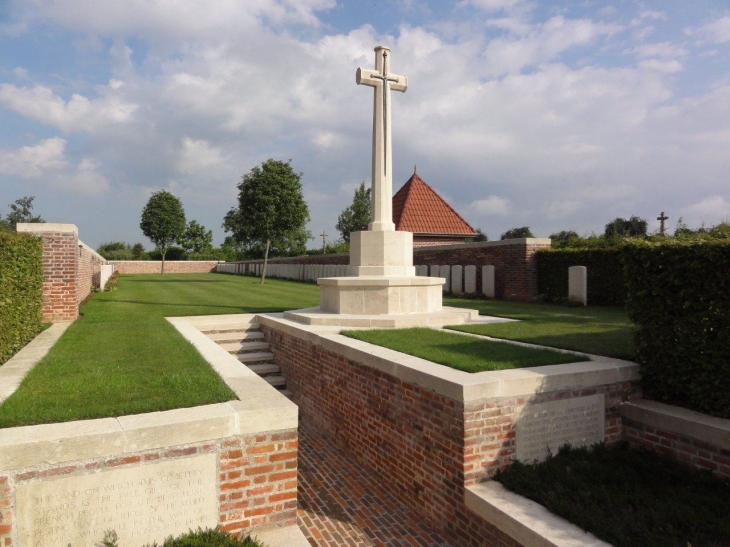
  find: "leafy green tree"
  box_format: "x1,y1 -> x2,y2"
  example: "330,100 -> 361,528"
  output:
0,196 -> 44,231
131,243 -> 146,259
229,159 -> 310,282
471,228 -> 488,242
549,230 -> 580,248
336,181 -> 371,243
97,241 -> 133,260
604,216 -> 647,239
500,226 -> 534,240
179,220 -> 213,253
140,190 -> 186,275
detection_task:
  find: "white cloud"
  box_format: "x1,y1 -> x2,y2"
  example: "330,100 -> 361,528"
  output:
630,42 -> 687,59
680,196 -> 730,224
12,67 -> 29,78
177,137 -> 230,176
639,59 -> 683,73
0,137 -> 68,178
0,83 -> 137,133
471,196 -> 512,216
56,158 -> 110,195
458,0 -> 527,12
685,15 -> 730,44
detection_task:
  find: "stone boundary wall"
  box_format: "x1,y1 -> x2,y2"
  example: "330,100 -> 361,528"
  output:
16,224 -> 109,322
111,261 -> 219,274
622,400 -> 730,480
259,315 -> 639,547
0,314 -> 299,546
227,239 -> 551,301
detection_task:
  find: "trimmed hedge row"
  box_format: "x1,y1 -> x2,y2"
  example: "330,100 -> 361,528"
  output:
0,232 -> 44,365
536,248 -> 625,305
623,240 -> 730,419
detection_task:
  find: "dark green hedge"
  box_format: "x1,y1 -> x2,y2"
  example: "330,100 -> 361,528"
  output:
0,232 -> 44,365
536,248 -> 625,305
623,240 -> 730,419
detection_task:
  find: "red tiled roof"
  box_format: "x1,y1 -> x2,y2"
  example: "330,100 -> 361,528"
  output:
392,170 -> 477,235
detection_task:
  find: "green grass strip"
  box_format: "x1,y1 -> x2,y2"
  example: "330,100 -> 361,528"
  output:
445,298 -> 635,359
341,327 -> 586,372
0,273 -> 319,428
495,442 -> 730,547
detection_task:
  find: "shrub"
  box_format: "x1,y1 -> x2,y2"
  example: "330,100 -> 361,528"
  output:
142,527 -> 265,547
536,248 -> 625,305
623,240 -> 730,418
0,232 -> 43,365
146,246 -> 186,261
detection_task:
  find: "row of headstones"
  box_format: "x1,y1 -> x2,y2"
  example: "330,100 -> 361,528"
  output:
217,262 -> 352,281
415,264 -> 496,297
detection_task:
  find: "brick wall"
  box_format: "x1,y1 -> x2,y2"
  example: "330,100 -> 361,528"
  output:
262,325 -> 634,547
78,243 -> 106,305
112,261 -> 219,274
0,429 -> 298,546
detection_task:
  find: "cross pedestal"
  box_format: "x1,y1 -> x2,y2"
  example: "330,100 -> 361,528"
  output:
286,46 -> 463,327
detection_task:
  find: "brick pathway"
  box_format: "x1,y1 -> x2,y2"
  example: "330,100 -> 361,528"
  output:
297,422 -> 452,547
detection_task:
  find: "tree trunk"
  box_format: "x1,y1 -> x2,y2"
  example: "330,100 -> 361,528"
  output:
160,247 -> 166,277
261,239 -> 270,284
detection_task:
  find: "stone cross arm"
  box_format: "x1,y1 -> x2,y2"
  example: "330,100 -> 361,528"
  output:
356,68 -> 408,92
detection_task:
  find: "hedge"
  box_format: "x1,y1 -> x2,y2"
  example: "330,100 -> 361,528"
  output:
536,248 -> 625,305
0,232 -> 44,365
623,240 -> 730,419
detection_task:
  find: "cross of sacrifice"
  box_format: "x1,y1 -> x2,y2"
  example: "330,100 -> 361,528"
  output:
320,231 -> 328,254
657,211 -> 669,235
356,46 -> 408,232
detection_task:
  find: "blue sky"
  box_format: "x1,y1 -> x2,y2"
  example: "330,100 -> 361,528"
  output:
1,0 -> 729,249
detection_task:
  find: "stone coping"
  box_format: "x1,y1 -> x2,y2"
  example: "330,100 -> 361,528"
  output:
466,482 -> 610,547
252,524 -> 310,546
257,314 -> 640,403
317,275 -> 444,287
621,400 -> 730,451
283,306 -> 479,328
16,222 -> 78,235
0,322 -> 72,404
0,315 -> 297,470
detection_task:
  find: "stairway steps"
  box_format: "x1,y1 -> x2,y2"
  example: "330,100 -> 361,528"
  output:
220,341 -> 271,353
208,331 -> 265,343
247,363 -> 280,375
264,375 -> 286,387
201,323 -> 260,335
237,352 -> 275,364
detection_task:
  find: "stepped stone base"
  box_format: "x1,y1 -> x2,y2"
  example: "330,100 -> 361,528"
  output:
318,276 -> 445,315
284,305 -> 479,328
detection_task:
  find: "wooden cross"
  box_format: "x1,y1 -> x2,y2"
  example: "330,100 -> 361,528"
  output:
657,211 -> 669,236
320,231 -> 328,254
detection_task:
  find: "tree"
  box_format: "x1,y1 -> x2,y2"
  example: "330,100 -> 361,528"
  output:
97,241 -> 133,260
140,190 -> 186,276
131,243 -> 146,259
549,230 -> 580,248
336,181 -> 371,243
179,220 -> 213,253
604,216 -> 647,239
500,226 -> 534,240
229,159 -> 310,283
472,228 -> 488,242
0,196 -> 44,231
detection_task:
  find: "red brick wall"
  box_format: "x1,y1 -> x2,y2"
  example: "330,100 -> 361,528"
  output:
0,430 -> 298,546
112,261 -> 219,274
623,419 -> 730,480
77,245 -> 105,305
39,229 -> 79,322
263,326 -> 632,546
413,237 -> 468,247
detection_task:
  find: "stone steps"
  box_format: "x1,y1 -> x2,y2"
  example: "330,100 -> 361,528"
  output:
204,321 -> 290,397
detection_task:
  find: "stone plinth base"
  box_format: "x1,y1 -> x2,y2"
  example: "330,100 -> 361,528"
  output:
318,276 -> 444,315
349,230 -> 415,277
283,306 -> 478,328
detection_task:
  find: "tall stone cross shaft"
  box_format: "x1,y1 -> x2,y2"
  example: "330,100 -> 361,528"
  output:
356,46 -> 408,232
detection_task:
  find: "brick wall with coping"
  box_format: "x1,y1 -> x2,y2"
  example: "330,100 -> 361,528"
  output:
78,242 -> 106,305
111,261 -> 219,274
260,318 -> 638,547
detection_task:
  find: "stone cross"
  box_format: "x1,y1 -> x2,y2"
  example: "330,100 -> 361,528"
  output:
657,211 -> 669,236
320,231 -> 328,254
356,46 -> 408,232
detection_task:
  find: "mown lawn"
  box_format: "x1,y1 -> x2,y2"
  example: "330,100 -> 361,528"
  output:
0,273 -> 319,428
341,328 -> 587,372
445,298 -> 635,359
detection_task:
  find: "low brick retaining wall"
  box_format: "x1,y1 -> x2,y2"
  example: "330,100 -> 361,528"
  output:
0,315 -> 298,546
111,261 -> 219,274
259,314 -> 640,547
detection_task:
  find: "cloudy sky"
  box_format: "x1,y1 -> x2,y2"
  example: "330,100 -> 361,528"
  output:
1,0 -> 729,249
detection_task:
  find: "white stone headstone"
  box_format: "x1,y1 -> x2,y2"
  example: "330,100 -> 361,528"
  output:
439,265 -> 451,293
416,265 -> 428,276
569,265 -> 587,306
451,265 -> 463,294
482,265 -> 495,298
464,265 -> 477,294
429,265 -> 440,277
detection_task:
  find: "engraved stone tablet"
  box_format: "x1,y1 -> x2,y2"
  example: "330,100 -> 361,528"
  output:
515,394 -> 604,463
16,453 -> 217,547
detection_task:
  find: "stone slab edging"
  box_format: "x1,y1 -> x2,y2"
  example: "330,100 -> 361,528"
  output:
252,524 -> 310,546
466,482 -> 610,547
0,316 -> 297,470
0,322 -> 72,404
256,314 -> 640,404
621,400 -> 730,451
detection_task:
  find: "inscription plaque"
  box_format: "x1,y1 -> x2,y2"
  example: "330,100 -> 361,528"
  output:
16,453 -> 217,547
515,394 -> 604,463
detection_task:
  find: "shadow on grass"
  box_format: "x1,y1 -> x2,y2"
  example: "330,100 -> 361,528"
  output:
89,300 -> 296,314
